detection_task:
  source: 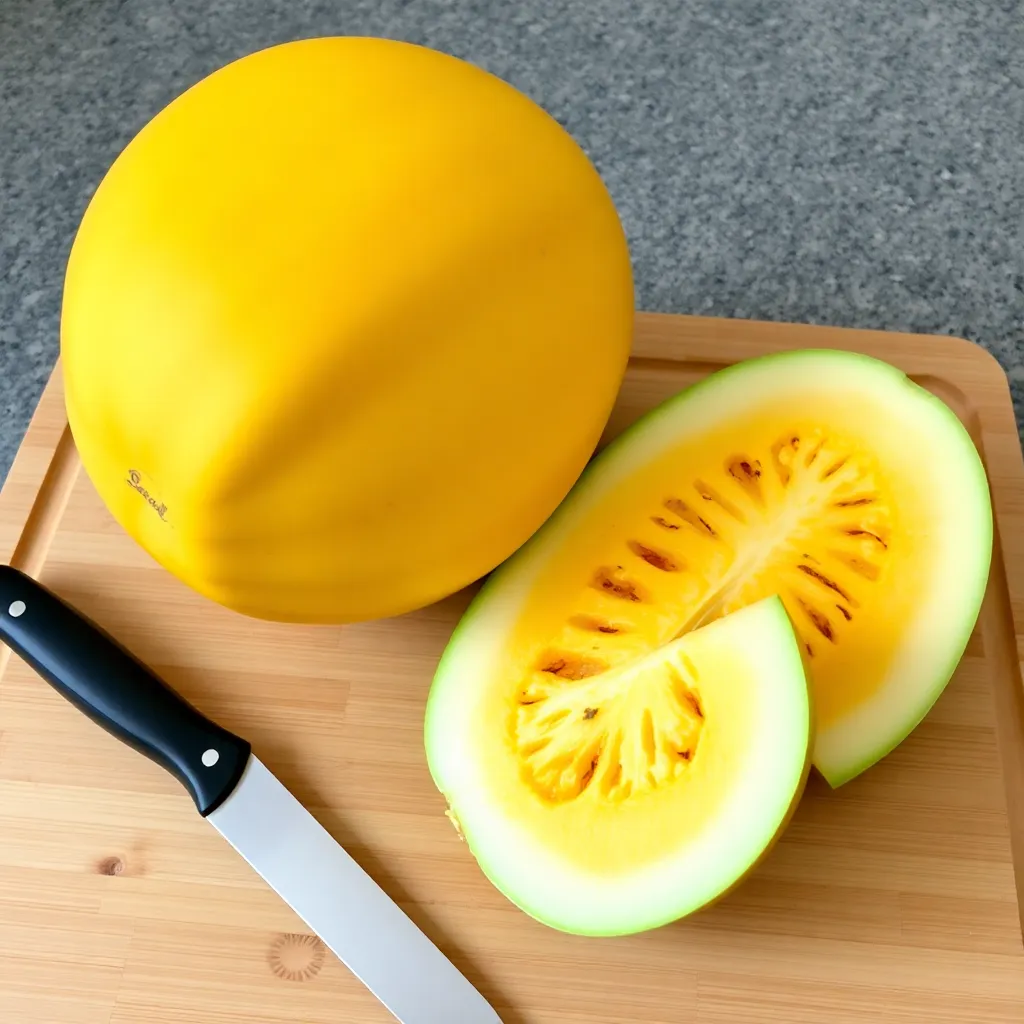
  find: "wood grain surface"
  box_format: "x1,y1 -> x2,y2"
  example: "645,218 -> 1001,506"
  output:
2,313 -> 1024,1023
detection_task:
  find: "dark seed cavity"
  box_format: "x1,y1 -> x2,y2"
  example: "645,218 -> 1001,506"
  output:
726,456 -> 765,506
822,456 -> 850,480
683,690 -> 704,719
845,528 -> 888,549
627,540 -> 681,572
727,457 -> 762,481
664,497 -> 717,537
694,479 -> 747,523
539,654 -> 607,680
804,439 -> 825,467
579,755 -> 600,793
797,563 -> 854,604
795,597 -> 837,643
592,567 -> 645,602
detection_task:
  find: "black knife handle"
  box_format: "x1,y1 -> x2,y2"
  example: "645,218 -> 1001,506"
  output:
0,565 -> 250,816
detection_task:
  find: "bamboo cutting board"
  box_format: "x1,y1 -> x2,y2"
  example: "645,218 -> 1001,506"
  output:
2,313 -> 1024,1024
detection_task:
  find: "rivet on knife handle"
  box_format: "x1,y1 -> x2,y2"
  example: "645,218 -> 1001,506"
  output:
0,564 -> 250,815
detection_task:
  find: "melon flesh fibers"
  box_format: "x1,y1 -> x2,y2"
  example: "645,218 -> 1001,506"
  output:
425,348 -> 991,935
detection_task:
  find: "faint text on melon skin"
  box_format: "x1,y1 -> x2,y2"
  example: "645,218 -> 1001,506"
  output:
126,469 -> 168,521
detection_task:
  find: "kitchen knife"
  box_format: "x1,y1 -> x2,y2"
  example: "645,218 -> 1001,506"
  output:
0,565 -> 501,1024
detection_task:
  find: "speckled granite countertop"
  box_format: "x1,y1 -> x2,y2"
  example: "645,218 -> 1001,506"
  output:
2,0 -> 1022,482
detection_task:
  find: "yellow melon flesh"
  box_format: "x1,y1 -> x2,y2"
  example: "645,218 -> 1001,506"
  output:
526,418 -> 894,768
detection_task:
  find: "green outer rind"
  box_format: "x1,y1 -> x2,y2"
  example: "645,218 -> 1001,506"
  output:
427,596 -> 811,936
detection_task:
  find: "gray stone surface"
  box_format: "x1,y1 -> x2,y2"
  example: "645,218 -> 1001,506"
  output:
2,0 -> 1022,483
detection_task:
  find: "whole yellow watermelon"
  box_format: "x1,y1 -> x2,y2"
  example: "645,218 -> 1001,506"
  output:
61,38 -> 633,622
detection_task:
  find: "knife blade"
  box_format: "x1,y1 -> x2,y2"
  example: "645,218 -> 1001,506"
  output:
0,565 -> 501,1024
